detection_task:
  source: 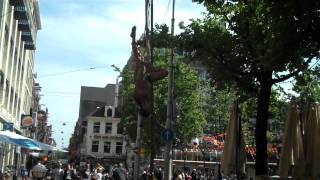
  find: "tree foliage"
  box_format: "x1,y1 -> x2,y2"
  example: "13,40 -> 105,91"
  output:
200,80 -> 236,134
293,65 -> 320,102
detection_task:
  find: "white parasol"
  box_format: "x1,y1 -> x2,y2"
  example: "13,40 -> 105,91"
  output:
304,103 -> 320,178
279,101 -> 305,178
221,102 -> 246,176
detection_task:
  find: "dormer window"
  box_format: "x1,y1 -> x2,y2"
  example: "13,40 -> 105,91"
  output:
107,108 -> 112,117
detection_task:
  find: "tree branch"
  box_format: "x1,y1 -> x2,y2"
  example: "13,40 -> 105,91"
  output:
212,49 -> 258,94
214,47 -> 258,79
272,56 -> 315,84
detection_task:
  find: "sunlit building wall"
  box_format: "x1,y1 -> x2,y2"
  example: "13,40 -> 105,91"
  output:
0,0 -> 41,172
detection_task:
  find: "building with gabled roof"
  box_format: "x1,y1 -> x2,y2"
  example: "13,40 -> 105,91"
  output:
69,84 -> 132,171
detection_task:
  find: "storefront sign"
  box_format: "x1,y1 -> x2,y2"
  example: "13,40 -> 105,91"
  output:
21,114 -> 33,128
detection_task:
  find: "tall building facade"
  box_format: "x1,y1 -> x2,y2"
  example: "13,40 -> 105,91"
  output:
0,0 -> 41,172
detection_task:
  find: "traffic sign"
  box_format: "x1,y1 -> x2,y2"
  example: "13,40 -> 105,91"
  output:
162,129 -> 174,142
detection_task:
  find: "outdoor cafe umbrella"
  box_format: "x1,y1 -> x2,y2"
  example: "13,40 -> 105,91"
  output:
0,130 -> 41,150
279,101 -> 305,178
304,103 -> 320,178
279,102 -> 320,179
221,102 -> 246,177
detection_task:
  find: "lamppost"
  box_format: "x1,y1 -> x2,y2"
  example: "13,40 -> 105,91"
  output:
123,133 -> 130,169
199,141 -> 208,178
31,163 -> 47,180
182,145 -> 187,173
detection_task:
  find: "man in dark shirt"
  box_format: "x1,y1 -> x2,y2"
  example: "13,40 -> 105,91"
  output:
113,163 -> 127,180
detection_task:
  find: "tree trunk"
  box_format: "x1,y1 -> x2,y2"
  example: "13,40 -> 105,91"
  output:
255,74 -> 272,177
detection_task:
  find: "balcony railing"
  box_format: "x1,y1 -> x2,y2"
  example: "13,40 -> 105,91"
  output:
99,153 -> 126,159
24,42 -> 35,50
14,6 -> 27,20
9,0 -> 25,6
93,134 -> 123,139
21,31 -> 32,42
18,20 -> 31,31
84,153 -> 126,160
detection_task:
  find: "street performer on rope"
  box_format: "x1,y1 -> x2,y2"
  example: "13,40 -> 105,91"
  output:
130,26 -> 168,117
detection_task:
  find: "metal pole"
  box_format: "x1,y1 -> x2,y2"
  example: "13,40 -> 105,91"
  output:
149,0 -> 156,176
235,99 -> 240,179
183,149 -> 186,173
164,0 -> 175,179
133,112 -> 142,180
203,152 -> 205,176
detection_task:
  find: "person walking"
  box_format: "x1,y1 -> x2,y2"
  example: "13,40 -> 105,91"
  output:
51,162 -> 64,180
113,163 -> 127,180
80,163 -> 91,180
1,172 -> 10,180
191,169 -> 198,180
174,169 -> 183,180
63,163 -> 76,180
91,168 -> 103,180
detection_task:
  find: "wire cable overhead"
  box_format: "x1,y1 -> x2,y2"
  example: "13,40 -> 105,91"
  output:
37,65 -> 110,78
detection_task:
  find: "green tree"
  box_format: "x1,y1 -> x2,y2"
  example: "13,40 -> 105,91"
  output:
180,0 -> 319,176
293,65 -> 320,102
200,80 -> 236,134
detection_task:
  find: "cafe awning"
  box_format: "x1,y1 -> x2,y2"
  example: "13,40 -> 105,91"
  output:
0,130 -> 59,151
0,130 -> 41,150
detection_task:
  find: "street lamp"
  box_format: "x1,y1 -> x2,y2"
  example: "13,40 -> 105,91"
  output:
198,141 -> 209,178
182,146 -> 187,173
31,163 -> 47,179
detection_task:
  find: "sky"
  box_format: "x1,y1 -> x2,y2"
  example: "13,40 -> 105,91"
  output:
35,0 -> 205,148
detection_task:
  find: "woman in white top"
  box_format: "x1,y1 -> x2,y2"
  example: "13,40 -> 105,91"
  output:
93,168 -> 103,180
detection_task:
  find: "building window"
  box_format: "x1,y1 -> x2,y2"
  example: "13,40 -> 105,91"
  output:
82,121 -> 87,126
104,141 -> 111,153
117,125 -> 123,134
0,71 -> 4,86
107,108 -> 112,117
93,122 -> 100,133
116,142 -> 123,154
10,39 -> 14,55
81,128 -> 86,135
91,141 -> 99,152
4,25 -> 8,46
105,123 -> 112,134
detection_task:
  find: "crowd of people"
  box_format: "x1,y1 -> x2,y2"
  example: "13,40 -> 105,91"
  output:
137,165 -> 225,180
40,162 -> 224,180
171,168 -> 222,180
43,162 -> 129,180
